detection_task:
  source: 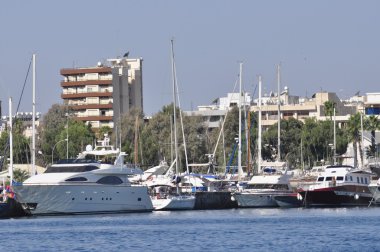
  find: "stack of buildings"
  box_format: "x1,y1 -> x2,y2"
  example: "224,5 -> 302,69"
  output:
60,57 -> 143,130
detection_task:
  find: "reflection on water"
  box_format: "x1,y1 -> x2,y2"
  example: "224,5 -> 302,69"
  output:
1,208 -> 380,252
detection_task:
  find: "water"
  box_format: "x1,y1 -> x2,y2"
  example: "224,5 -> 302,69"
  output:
1,208 -> 380,252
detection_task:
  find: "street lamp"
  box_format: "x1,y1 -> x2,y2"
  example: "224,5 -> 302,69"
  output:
52,139 -> 68,164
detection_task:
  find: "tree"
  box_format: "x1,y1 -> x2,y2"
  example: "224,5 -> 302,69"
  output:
365,115 -> 380,157
55,120 -> 95,160
13,168 -> 30,183
324,101 -> 336,120
0,119 -> 31,166
38,104 -> 73,164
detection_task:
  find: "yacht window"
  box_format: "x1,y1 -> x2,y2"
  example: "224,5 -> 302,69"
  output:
360,177 -> 364,184
45,165 -> 99,173
65,177 -> 88,182
325,177 -> 333,181
96,176 -> 123,185
317,177 -> 324,182
350,176 -> 353,181
357,177 -> 360,183
345,176 -> 348,181
365,178 -> 368,184
336,176 -> 344,181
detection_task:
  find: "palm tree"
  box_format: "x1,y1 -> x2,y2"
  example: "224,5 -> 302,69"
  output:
365,115 -> 380,157
346,113 -> 362,167
324,101 -> 336,120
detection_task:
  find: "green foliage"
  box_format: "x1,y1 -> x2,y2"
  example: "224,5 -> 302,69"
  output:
365,115 -> 380,157
323,101 -> 336,120
0,120 -> 31,165
38,104 -> 95,163
56,120 -> 95,160
13,168 -> 30,183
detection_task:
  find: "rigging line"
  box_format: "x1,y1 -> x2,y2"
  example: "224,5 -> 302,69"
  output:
212,75 -> 239,157
0,56 -> 33,172
16,57 -> 33,113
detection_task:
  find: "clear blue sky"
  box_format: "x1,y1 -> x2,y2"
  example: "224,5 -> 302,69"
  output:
1,1 -> 379,116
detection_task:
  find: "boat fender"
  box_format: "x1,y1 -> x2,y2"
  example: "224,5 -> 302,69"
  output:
354,194 -> 359,200
297,193 -> 303,201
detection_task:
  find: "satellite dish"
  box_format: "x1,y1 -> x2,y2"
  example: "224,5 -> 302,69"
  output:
85,145 -> 93,152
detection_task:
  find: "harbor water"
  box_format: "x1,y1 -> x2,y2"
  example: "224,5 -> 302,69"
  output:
2,208 -> 380,252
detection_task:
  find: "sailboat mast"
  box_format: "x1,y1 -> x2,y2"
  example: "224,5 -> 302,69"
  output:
258,75 -> 262,174
360,112 -> 364,167
32,53 -> 36,176
333,107 -> 336,165
277,64 -> 281,162
238,62 -> 243,179
9,98 -> 13,185
171,39 -> 179,189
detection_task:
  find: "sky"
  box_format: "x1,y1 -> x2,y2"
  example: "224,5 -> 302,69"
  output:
0,1 -> 379,117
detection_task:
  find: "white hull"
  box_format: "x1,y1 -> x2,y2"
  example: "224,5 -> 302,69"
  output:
13,184 -> 153,215
152,195 -> 195,210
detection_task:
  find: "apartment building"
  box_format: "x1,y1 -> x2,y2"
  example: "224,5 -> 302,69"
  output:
60,57 -> 143,130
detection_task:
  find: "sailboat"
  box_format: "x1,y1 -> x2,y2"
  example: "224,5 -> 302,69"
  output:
0,97 -> 27,218
233,66 -> 295,208
149,39 -> 196,211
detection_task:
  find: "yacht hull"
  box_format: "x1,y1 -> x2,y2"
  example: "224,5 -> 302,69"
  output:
152,195 -> 195,210
13,184 -> 153,215
233,192 -> 280,208
273,193 -> 302,208
299,186 -> 372,207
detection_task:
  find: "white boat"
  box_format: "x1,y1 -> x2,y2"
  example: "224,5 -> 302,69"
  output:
12,136 -> 153,215
146,40 -> 196,211
150,184 -> 195,210
233,169 -> 294,207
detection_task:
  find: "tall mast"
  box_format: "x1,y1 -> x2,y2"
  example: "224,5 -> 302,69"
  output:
32,54 -> 36,176
258,76 -> 262,174
360,112 -> 364,167
333,107 -> 336,165
238,62 -> 243,179
277,64 -> 281,162
9,98 -> 13,185
171,39 -> 179,193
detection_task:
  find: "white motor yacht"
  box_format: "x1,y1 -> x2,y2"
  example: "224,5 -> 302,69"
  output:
13,137 -> 153,215
233,168 -> 294,208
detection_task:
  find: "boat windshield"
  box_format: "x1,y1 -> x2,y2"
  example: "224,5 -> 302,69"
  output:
45,165 -> 99,173
246,184 -> 289,190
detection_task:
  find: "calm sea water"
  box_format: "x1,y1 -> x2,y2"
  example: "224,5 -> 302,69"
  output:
1,208 -> 380,252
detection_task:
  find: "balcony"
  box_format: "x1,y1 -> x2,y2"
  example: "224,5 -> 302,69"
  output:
61,79 -> 112,87
61,91 -> 113,99
60,67 -> 111,75
69,103 -> 113,110
75,115 -> 113,122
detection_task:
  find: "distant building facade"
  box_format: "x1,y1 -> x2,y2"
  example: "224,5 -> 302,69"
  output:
184,92 -> 251,129
60,57 -> 143,129
0,112 -> 41,138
